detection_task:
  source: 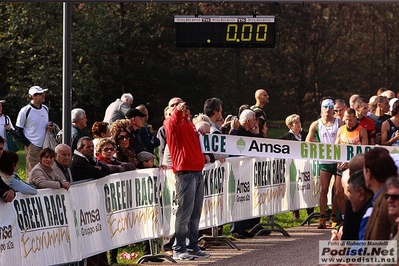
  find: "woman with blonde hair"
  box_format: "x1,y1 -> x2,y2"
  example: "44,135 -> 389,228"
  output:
279,114 -> 313,220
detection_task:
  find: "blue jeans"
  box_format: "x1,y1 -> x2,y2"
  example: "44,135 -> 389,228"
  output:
173,171 -> 204,253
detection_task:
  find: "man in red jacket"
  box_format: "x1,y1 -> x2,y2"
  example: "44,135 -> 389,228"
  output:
164,97 -> 210,260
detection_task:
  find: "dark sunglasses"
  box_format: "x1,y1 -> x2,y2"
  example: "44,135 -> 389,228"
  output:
102,147 -> 115,152
117,135 -> 130,141
334,108 -> 344,113
384,193 -> 399,201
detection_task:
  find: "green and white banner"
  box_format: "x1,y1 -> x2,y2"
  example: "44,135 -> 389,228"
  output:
203,134 -> 399,162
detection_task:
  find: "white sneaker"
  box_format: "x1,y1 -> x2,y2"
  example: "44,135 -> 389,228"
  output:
173,251 -> 195,260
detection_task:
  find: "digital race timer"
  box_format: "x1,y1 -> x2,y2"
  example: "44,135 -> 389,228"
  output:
175,15 -> 276,48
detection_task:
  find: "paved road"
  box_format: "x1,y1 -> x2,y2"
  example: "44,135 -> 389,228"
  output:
145,224 -> 331,266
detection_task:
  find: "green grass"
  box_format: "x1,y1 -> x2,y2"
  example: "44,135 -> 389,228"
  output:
16,148 -> 27,181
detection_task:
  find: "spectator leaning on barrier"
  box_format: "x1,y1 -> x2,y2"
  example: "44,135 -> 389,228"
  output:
194,120 -> 215,164
28,148 -> 70,190
71,108 -> 88,153
363,147 -> 398,240
230,109 -> 259,239
15,86 -> 54,176
52,144 -> 73,183
0,150 -> 37,195
96,138 -> 135,173
164,97 -> 210,260
0,176 -> 14,202
279,114 -> 313,220
137,151 -> 157,169
70,136 -> 110,182
103,93 -> 133,126
0,136 -> 16,202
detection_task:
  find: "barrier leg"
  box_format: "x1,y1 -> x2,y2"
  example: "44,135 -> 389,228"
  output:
249,216 -> 291,237
300,212 -> 331,226
198,226 -> 241,250
137,239 -> 177,264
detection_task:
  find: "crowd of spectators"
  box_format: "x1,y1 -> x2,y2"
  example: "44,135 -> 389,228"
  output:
3,85 -> 399,265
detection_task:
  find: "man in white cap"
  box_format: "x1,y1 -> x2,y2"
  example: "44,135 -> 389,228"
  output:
15,86 -> 53,175
0,100 -> 15,151
306,97 -> 341,229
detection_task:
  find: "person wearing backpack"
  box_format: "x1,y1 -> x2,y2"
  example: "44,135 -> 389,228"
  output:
0,100 -> 16,151
14,86 -> 54,176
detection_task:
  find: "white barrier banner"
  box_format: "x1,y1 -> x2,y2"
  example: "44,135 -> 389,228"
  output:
203,134 -> 399,162
72,179 -> 109,258
252,157 -> 288,216
0,190 -> 80,266
201,161 -> 227,228
1,157 -> 330,266
288,159 -> 321,210
225,157 -> 253,222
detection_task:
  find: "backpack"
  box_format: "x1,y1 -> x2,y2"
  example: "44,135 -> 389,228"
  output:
5,115 -> 19,152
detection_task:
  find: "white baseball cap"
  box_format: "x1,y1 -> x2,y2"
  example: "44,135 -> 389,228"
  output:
0,100 -> 4,103
389,98 -> 399,112
28,86 -> 48,96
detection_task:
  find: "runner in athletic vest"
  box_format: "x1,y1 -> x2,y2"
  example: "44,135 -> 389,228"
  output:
306,97 -> 341,229
334,108 -> 368,227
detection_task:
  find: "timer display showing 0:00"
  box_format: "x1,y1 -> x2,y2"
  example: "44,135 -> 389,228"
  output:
226,24 -> 268,42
